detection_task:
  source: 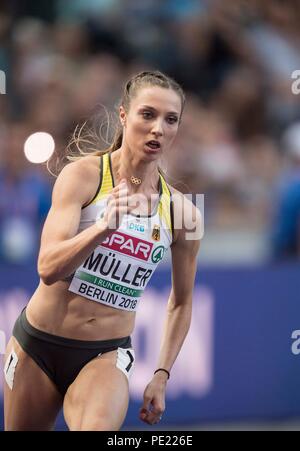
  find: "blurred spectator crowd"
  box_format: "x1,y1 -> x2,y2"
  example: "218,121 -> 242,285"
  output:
0,0 -> 300,265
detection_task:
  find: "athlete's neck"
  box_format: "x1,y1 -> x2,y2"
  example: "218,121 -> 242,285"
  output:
111,148 -> 160,194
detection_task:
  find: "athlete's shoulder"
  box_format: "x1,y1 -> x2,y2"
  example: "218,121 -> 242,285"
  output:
57,155 -> 101,187
70,154 -> 101,174
168,184 -> 181,197
52,155 -> 101,207
168,184 -> 193,212
168,184 -> 202,243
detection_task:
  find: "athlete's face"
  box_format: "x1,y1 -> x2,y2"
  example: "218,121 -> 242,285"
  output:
120,86 -> 182,159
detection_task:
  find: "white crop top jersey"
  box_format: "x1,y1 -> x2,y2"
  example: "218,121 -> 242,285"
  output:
68,152 -> 174,312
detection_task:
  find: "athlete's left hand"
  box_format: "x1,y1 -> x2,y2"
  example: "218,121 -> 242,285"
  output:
139,374 -> 167,425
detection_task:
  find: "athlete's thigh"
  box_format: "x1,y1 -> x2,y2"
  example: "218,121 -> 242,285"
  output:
63,350 -> 130,431
3,336 -> 63,431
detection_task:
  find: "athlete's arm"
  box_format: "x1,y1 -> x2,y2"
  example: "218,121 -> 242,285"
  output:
140,193 -> 202,425
155,197 -> 201,372
38,158 -> 131,285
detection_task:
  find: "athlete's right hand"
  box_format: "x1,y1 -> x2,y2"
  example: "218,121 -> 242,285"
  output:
98,179 -> 135,232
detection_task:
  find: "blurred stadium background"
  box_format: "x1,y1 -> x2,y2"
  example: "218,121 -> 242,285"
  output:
1,0 -> 300,431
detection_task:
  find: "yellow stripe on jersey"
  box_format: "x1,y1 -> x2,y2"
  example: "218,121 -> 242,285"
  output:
100,153 -> 114,195
158,173 -> 172,238
91,153 -> 113,203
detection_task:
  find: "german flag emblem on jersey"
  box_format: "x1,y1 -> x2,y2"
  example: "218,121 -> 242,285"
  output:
152,224 -> 160,241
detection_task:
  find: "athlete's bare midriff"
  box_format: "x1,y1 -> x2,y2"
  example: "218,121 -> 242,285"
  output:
26,280 -> 136,340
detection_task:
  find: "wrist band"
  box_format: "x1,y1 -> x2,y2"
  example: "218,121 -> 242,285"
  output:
154,368 -> 170,379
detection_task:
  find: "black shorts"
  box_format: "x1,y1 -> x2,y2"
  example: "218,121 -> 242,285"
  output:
12,308 -> 132,396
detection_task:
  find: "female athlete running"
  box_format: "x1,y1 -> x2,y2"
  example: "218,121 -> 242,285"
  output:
3,70 -> 201,430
